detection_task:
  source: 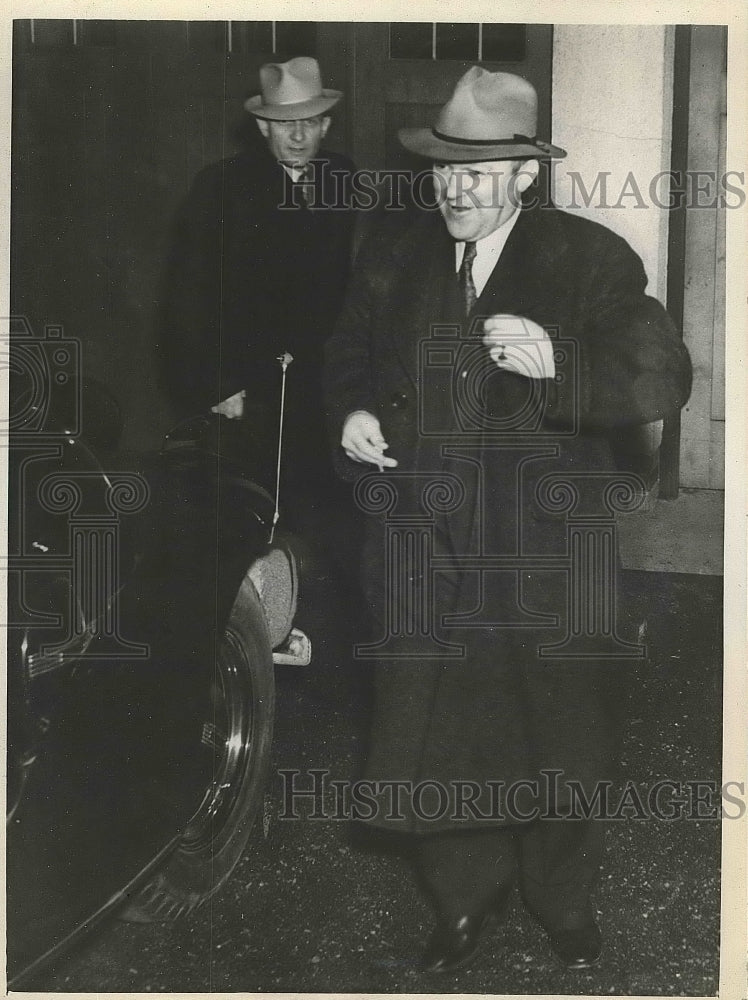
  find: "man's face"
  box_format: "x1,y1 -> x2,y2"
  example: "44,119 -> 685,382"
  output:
433,159 -> 537,241
256,116 -> 330,167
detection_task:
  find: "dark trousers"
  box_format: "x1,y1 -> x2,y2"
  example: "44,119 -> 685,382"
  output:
414,818 -> 605,930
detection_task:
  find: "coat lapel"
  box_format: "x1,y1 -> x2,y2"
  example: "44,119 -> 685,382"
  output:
473,207 -> 535,319
384,213 -> 459,387
473,205 -> 569,328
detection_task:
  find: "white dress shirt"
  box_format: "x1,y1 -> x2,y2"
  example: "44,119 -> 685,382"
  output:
281,163 -> 304,182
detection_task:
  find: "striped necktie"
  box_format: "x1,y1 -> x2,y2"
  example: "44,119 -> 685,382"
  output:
299,164 -> 314,206
458,240 -> 478,315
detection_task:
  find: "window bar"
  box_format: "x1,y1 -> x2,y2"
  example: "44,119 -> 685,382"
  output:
227,20 -> 233,53
271,21 -> 277,53
29,18 -> 35,44
72,19 -> 78,45
478,22 -> 483,61
431,22 -> 437,60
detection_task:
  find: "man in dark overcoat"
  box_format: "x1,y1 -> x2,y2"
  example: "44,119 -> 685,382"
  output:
160,57 -> 356,512
325,68 -> 692,973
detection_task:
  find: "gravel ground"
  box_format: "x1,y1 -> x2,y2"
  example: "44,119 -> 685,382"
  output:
30,566 -> 723,995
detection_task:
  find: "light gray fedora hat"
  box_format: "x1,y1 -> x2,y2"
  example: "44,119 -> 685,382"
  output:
399,67 -> 566,162
245,57 -> 342,121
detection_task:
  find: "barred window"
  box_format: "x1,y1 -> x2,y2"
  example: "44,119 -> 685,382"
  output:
389,23 -> 526,62
19,19 -> 317,55
188,21 -> 317,55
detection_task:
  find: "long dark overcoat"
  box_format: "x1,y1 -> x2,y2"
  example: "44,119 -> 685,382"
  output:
159,141 -> 356,481
325,202 -> 692,833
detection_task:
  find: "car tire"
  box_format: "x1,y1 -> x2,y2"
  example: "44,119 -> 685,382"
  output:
120,573 -> 275,921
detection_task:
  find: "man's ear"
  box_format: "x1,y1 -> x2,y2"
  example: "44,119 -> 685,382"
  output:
256,118 -> 270,139
514,158 -> 539,195
320,116 -> 331,139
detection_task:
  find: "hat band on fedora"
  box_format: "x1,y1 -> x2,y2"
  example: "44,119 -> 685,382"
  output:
431,128 -> 538,146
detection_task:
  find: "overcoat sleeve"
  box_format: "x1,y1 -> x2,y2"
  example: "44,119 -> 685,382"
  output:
157,165 -> 244,416
324,224 -> 385,479
543,225 -> 692,430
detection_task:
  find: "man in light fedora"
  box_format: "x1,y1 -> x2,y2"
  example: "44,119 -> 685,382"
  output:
160,57 -> 356,532
326,68 -> 691,973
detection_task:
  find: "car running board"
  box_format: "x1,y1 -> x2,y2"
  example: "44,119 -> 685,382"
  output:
272,627 -> 311,666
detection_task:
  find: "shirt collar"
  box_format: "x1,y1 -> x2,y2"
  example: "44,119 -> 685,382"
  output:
280,162 -> 304,182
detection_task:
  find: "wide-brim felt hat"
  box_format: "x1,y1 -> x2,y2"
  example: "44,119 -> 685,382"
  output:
245,56 -> 342,120
399,67 -> 566,162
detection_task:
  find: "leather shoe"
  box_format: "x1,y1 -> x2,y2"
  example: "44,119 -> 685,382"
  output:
546,919 -> 602,969
421,889 -> 511,973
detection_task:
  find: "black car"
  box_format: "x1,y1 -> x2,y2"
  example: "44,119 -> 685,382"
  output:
6,334 -> 307,987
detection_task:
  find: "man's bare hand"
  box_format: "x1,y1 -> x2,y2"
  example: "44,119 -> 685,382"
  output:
211,390 -> 245,419
342,410 -> 398,469
482,315 -> 555,380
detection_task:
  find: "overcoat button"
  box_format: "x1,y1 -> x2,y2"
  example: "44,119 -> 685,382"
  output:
391,392 -> 409,409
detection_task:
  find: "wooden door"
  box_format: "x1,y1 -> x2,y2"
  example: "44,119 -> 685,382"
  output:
678,26 -> 726,489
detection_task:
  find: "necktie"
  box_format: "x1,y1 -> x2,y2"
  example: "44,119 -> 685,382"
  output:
299,164 -> 314,206
458,240 -> 478,315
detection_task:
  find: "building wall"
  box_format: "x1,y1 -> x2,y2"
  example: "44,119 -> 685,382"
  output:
552,24 -> 725,491
551,24 -> 675,306
677,26 -> 726,489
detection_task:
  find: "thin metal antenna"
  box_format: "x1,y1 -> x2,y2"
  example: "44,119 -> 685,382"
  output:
269,351 -> 293,544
